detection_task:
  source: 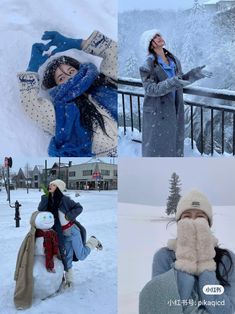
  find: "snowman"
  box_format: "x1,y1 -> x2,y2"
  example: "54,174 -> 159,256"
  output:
33,211 -> 64,300
14,211 -> 64,309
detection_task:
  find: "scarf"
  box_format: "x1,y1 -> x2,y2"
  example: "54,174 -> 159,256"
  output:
48,62 -> 117,157
35,229 -> 58,271
48,63 -> 98,157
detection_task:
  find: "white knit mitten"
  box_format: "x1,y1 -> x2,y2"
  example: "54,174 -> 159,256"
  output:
194,218 -> 217,275
86,236 -> 103,250
175,218 -> 197,275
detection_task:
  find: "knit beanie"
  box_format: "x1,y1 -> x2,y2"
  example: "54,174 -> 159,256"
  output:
176,189 -> 213,226
140,29 -> 162,53
49,179 -> 66,192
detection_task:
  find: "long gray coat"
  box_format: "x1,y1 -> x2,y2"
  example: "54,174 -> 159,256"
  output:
139,55 -> 185,157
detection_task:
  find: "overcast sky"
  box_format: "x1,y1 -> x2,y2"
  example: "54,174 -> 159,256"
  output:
119,0 -> 196,12
119,158 -> 235,206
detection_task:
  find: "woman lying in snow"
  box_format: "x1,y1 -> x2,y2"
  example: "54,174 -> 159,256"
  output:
139,190 -> 235,314
18,31 -> 117,157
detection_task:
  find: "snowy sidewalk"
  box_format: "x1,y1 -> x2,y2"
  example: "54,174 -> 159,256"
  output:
0,189 -> 117,314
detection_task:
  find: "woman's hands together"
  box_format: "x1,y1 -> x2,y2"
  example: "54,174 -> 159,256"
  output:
27,31 -> 83,72
27,43 -> 50,72
41,31 -> 83,55
175,218 -> 217,275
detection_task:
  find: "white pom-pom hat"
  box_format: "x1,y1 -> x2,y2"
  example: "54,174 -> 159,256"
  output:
49,179 -> 66,192
176,189 -> 213,226
140,29 -> 162,53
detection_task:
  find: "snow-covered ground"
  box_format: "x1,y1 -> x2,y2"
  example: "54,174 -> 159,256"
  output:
0,189 -> 117,314
118,127 -> 222,157
118,202 -> 235,314
0,0 -> 116,156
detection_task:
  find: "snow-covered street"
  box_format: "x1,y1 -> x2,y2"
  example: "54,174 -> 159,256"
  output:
0,189 -> 117,314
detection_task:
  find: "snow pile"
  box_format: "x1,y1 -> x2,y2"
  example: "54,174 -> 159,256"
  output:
118,202 -> 235,314
0,0 -> 116,156
0,189 -> 117,314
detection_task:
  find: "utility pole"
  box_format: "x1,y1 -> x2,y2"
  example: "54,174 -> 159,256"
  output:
58,157 -> 61,179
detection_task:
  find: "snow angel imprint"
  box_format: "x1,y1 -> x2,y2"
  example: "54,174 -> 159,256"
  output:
139,30 -> 212,157
139,189 -> 235,314
18,31 -> 117,157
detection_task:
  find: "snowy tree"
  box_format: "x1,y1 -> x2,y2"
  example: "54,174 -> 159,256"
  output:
180,1 -> 208,70
166,172 -> 182,216
124,54 -> 139,78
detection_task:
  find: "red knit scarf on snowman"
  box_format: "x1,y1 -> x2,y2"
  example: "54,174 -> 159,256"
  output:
35,229 -> 59,271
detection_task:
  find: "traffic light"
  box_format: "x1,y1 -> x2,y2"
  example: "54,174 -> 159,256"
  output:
4,157 -> 13,168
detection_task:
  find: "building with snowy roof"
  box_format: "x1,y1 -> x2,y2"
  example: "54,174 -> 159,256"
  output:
44,158 -> 117,191
204,0 -> 235,12
67,158 -> 117,190
12,166 -> 41,189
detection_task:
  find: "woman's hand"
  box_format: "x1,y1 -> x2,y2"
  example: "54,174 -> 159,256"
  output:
27,43 -> 50,72
182,65 -> 213,83
175,218 -> 217,275
194,218 -> 217,275
175,218 -> 198,274
41,31 -> 83,55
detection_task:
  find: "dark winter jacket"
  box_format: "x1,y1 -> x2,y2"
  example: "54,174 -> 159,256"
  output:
38,194 -> 83,220
38,194 -> 84,267
139,53 -> 185,157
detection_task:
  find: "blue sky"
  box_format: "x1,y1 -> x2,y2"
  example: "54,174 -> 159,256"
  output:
119,0 -> 197,12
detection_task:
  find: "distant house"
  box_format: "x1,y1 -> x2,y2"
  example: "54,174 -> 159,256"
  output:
12,166 -> 42,189
44,162 -> 71,187
30,166 -> 41,188
13,168 -> 26,188
67,158 -> 117,190
204,0 -> 235,12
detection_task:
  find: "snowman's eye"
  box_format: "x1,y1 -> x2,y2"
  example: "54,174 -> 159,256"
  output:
49,215 -> 52,219
43,216 -> 46,219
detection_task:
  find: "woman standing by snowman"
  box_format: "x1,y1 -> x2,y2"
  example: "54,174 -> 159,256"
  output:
38,179 -> 102,286
139,190 -> 235,314
139,30 -> 212,157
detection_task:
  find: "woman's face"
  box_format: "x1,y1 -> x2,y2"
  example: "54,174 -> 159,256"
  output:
48,183 -> 57,193
151,34 -> 165,49
180,209 -> 209,221
54,64 -> 78,85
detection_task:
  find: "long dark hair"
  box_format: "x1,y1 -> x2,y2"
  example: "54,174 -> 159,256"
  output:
42,56 -> 116,136
214,247 -> 233,287
47,187 -> 63,217
148,39 -> 178,71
